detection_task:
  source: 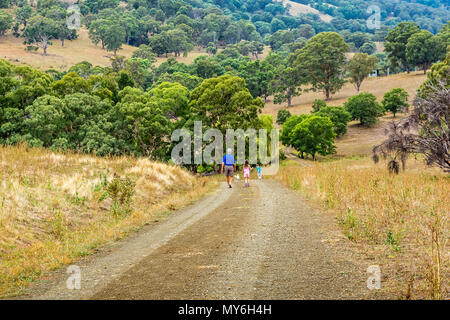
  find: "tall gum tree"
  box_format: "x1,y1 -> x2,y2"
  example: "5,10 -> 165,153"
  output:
294,32 -> 349,100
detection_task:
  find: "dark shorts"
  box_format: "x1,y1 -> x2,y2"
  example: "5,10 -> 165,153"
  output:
224,165 -> 234,177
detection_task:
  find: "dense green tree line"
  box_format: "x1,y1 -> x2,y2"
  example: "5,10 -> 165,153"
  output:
0,58 -> 266,163
0,34 -> 417,163
0,0 -> 448,166
0,0 -> 448,72
384,21 -> 449,74
295,0 -> 448,34
1,0 -> 448,61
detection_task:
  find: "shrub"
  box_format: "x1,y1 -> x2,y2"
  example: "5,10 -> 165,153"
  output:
50,210 -> 67,239
382,88 -> 409,117
105,175 -> 136,218
197,164 -> 214,174
25,45 -> 38,52
276,109 -> 292,125
279,148 -> 286,160
280,114 -> 309,147
290,116 -> 336,160
360,41 -> 377,55
314,106 -> 351,136
345,92 -> 384,125
311,99 -> 327,112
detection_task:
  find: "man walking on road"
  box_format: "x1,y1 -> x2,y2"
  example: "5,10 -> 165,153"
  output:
221,148 -> 236,188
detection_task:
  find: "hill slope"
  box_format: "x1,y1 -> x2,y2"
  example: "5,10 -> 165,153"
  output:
0,145 -> 217,297
0,28 -> 208,71
264,71 -> 427,156
293,0 -> 449,33
277,0 -> 333,22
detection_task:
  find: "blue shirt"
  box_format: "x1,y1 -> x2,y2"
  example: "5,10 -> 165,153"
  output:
257,166 -> 262,173
223,154 -> 235,166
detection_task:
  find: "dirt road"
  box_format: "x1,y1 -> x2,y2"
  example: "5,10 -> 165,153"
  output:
23,180 -> 383,300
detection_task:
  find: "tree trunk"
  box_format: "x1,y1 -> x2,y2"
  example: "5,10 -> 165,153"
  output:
40,36 -> 49,56
42,41 -> 48,56
61,38 -> 64,47
287,96 -> 292,108
135,125 -> 149,157
406,66 -> 410,74
101,39 -> 105,49
325,89 -> 330,100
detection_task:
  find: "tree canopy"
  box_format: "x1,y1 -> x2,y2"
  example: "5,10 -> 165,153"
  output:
406,30 -> 444,74
290,116 -> 337,160
347,53 -> 379,93
345,92 -> 384,125
189,75 -> 263,133
382,88 -> 409,117
294,32 -> 349,100
385,22 -> 421,73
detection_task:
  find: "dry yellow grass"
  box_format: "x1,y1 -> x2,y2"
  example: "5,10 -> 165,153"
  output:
278,0 -> 333,22
258,45 -> 272,60
0,29 -> 133,70
0,144 -> 218,297
264,72 -> 427,117
266,72 -> 427,157
0,28 -> 207,71
276,157 -> 449,299
334,116 -> 402,157
376,41 -> 385,52
154,47 -> 208,67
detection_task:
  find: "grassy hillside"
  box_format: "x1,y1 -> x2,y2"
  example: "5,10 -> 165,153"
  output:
0,145 -> 218,297
264,72 -> 427,116
291,0 -> 449,33
0,28 -> 208,71
264,71 -> 428,156
278,0 -> 333,22
276,157 -> 449,299
0,28 -> 134,70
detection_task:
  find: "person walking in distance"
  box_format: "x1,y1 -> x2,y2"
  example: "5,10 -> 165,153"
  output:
243,160 -> 251,187
257,164 -> 262,180
221,148 -> 236,188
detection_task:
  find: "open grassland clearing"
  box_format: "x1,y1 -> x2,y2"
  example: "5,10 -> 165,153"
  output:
264,72 -> 427,118
278,0 -> 333,22
266,72 -> 427,157
0,28 -> 208,71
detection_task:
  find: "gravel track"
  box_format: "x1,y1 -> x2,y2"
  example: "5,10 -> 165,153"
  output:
22,179 -> 382,300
